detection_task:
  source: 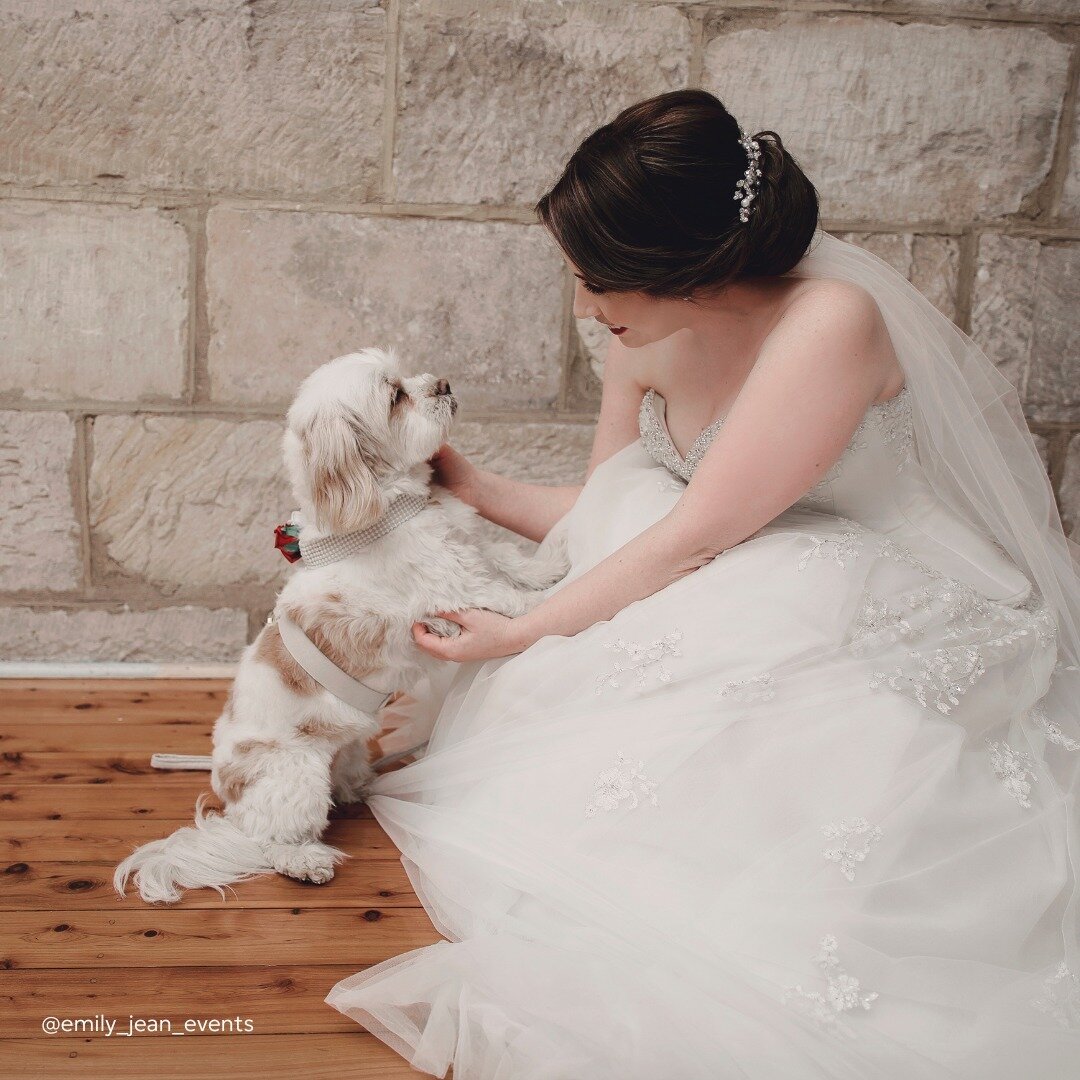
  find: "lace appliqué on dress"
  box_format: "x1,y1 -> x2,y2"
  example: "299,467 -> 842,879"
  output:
986,738 -> 1039,809
595,630 -> 683,694
1031,961 -> 1080,1030
849,590 -> 920,656
718,672 -> 776,703
822,818 -> 884,882
870,644 -> 987,716
781,934 -> 879,1039
584,749 -> 661,818
867,537 -> 1058,715
876,538 -> 1056,646
797,520 -> 865,572
876,387 -> 915,473
1029,701 -> 1080,751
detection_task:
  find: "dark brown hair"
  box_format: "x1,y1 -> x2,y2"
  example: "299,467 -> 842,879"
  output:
533,89 -> 819,298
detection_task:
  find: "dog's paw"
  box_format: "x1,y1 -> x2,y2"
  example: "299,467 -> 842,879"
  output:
266,842 -> 342,885
536,561 -> 571,588
423,616 -> 461,639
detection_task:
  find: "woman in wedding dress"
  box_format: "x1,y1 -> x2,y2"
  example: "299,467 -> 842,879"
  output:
326,90 -> 1080,1078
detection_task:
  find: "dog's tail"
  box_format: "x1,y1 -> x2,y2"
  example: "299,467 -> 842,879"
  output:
113,793 -> 273,904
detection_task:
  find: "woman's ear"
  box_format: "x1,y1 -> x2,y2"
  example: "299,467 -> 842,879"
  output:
299,408 -> 388,534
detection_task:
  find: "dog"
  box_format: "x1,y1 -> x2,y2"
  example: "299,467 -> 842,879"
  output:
114,347 -> 571,903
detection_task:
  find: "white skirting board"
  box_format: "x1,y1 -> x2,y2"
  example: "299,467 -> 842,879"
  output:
0,661 -> 239,679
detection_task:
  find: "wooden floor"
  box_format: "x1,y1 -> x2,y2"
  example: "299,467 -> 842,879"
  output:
0,679 -> 445,1079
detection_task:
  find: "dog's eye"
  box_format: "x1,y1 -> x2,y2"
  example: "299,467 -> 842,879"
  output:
390,384 -> 405,407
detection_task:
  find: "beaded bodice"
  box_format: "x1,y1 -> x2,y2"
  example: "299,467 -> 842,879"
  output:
638,385 -> 915,509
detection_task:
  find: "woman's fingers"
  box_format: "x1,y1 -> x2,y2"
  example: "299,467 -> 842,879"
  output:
411,609 -> 482,660
413,628 -> 445,658
412,617 -> 459,659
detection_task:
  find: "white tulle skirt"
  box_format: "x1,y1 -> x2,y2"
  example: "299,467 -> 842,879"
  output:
326,441 -> 1080,1079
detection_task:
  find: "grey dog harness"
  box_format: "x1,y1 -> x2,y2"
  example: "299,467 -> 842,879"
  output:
274,610 -> 396,714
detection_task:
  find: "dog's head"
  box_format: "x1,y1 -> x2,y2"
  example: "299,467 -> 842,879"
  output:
283,347 -> 458,534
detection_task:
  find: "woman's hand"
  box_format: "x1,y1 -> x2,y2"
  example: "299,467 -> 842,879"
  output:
412,608 -> 530,662
428,442 -> 479,503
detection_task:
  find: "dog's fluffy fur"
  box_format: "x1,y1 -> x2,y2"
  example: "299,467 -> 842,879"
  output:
114,348 -> 570,903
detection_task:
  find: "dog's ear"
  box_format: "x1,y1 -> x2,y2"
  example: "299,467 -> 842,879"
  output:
300,408 -> 388,534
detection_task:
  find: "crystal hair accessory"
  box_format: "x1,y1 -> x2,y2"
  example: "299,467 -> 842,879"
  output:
734,128 -> 763,223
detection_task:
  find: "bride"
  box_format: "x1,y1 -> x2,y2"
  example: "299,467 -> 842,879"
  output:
326,90 -> 1080,1078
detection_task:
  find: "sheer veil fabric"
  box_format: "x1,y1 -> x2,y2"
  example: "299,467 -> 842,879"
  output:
790,229 -> 1080,762
324,229 -> 1080,1079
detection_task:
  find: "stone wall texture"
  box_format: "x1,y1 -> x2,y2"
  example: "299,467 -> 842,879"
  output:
1,0 -> 1077,662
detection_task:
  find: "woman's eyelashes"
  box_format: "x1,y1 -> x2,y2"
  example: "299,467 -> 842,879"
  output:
581,280 -> 605,295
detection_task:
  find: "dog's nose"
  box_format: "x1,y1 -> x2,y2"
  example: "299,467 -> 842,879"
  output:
435,378 -> 451,396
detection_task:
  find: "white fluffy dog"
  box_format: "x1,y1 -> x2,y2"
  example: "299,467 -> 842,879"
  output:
114,348 -> 570,904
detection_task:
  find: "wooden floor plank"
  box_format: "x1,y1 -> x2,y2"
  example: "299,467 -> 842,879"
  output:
0,679 -> 231,722
0,782 -> 222,821
5,817 -> 395,862
4,908 -> 443,969
0,1033 -> 429,1079
1,751 -> 226,785
0,782 -> 374,820
1,965 -> 378,1036
0,722 -> 213,755
0,860 -> 419,910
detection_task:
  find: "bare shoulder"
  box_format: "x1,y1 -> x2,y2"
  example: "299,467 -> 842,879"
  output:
782,277 -> 886,333
770,277 -> 902,396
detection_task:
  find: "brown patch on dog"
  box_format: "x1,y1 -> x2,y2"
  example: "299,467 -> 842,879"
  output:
301,410 -> 387,533
254,622 -> 320,696
296,714 -> 351,740
217,738 -> 282,803
282,600 -> 388,684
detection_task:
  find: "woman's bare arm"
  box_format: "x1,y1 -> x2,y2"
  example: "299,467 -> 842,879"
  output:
464,469 -> 582,544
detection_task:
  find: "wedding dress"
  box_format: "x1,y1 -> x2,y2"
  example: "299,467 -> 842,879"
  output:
326,232 -> 1080,1079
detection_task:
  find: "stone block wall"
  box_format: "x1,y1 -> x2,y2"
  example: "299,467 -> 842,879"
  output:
1,0 -> 1077,664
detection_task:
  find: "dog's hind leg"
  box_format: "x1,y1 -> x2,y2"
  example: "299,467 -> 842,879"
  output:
227,740 -> 346,886
330,733 -> 379,805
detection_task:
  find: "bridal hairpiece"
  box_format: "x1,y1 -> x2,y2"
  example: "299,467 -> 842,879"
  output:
734,128 -> 763,223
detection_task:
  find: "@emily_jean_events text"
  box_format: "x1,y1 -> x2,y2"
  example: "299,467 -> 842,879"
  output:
41,1014 -> 255,1036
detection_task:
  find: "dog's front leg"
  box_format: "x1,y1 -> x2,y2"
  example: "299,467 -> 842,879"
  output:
462,579 -> 554,620
477,529 -> 571,591
417,581 -> 542,637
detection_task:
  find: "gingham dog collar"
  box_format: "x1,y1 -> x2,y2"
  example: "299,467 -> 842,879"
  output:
293,491 -> 429,568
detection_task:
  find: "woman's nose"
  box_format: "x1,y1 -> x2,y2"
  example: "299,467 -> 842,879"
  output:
572,284 -> 601,321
